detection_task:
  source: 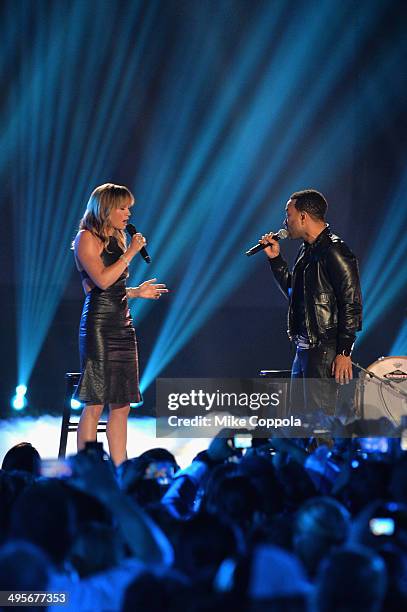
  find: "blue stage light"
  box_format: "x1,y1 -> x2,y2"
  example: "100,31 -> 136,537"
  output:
140,9 -> 407,392
11,384 -> 27,411
12,396 -> 26,410
4,0 -> 405,399
390,320 -> 407,356
9,0 -> 161,388
15,384 -> 27,396
360,167 -> 407,342
70,399 -> 82,410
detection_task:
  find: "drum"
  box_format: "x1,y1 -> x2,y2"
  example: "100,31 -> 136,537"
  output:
356,356 -> 407,424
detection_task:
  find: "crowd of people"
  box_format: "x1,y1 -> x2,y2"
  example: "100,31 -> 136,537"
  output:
1,428 -> 407,611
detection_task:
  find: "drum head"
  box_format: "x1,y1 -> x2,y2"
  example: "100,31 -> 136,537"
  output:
357,356 -> 407,424
366,356 -> 407,381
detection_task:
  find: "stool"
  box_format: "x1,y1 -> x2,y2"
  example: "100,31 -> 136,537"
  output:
58,372 -> 107,458
258,369 -> 292,418
259,369 -> 292,378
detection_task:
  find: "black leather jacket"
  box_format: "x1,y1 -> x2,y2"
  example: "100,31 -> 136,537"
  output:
269,227 -> 362,354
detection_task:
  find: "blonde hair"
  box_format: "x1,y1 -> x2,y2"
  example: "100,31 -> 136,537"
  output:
78,183 -> 134,251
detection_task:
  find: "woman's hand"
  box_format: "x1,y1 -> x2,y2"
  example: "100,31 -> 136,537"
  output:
127,278 -> 168,300
127,232 -> 147,257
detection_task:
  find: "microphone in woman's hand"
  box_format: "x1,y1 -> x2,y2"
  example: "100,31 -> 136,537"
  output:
126,223 -> 151,264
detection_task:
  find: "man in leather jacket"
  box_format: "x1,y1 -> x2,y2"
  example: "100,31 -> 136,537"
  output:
260,189 -> 362,415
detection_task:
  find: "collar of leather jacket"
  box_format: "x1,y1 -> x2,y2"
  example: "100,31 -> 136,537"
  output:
305,225 -> 331,250
295,226 -> 342,267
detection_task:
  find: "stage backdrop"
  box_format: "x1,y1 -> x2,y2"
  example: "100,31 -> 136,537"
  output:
0,0 -> 406,414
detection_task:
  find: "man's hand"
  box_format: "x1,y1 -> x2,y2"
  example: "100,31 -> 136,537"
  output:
207,429 -> 235,462
69,451 -> 173,565
259,233 -> 281,259
69,451 -> 119,504
331,354 -> 353,384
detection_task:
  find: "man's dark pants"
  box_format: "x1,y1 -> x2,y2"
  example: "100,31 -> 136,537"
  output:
290,340 -> 338,417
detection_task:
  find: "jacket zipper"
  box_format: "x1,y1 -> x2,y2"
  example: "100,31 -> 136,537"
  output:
303,262 -> 314,345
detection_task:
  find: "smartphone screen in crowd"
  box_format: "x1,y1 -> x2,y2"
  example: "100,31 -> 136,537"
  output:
233,434 -> 253,449
144,461 -> 175,485
40,458 -> 72,479
369,517 -> 395,536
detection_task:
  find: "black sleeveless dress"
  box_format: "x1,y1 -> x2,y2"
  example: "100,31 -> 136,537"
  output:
73,236 -> 141,405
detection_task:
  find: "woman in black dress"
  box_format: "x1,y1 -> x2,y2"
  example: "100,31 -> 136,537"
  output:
73,183 -> 167,465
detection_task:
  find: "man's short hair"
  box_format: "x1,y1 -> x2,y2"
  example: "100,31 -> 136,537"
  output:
290,189 -> 328,221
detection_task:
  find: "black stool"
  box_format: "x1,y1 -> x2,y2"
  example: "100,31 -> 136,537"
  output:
259,369 -> 292,378
259,369 -> 292,418
58,372 -> 107,458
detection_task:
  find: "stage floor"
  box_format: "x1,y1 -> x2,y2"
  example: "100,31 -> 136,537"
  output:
0,415 -> 209,469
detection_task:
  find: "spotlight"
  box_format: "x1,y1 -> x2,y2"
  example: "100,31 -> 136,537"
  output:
11,385 -> 27,411
130,400 -> 144,409
70,399 -> 82,410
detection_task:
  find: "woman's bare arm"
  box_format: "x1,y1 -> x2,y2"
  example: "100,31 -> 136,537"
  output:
74,230 -> 144,290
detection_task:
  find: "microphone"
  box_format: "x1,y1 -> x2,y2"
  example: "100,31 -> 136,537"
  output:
126,223 -> 151,264
245,228 -> 288,257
